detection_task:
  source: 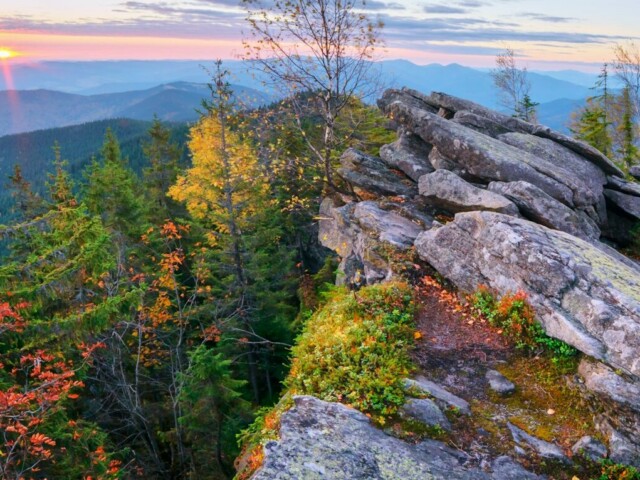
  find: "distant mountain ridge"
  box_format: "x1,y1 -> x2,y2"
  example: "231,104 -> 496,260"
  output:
0,82 -> 271,136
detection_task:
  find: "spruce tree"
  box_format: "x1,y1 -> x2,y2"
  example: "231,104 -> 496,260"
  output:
83,128 -> 147,239
619,86 -> 639,169
169,61 -> 296,403
142,117 -> 183,219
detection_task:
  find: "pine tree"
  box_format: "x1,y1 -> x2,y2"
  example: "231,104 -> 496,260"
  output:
571,64 -> 613,157
179,345 -> 250,477
6,164 -> 45,220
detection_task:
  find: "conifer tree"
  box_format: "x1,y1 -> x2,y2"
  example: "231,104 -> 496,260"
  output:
169,61 -> 296,403
84,128 -> 147,239
143,117 -> 183,219
619,86 -> 639,169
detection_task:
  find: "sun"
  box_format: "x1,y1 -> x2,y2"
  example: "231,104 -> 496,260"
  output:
0,49 -> 16,60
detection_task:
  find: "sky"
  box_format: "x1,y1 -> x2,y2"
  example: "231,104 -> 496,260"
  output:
0,0 -> 638,71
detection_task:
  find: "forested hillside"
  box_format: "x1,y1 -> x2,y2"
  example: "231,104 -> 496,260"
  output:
0,63 -> 393,478
2,1 -> 639,479
0,118 -> 189,222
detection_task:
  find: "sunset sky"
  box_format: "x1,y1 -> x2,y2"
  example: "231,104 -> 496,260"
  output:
1,0 -> 638,70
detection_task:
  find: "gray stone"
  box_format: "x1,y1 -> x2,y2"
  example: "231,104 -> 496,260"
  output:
507,422 -> 569,463
630,166 -> 640,181
420,170 -> 519,215
423,91 -> 624,178
597,421 -> 640,468
401,398 -> 451,431
319,198 -> 424,287
414,211 -> 640,378
571,436 -> 607,461
452,110 -> 512,138
498,132 -> 607,207
607,175 -> 640,197
403,377 -> 471,415
339,148 -> 417,197
379,90 -> 582,207
252,396 -> 544,479
488,180 -> 601,240
485,370 -> 516,395
490,456 -> 543,480
379,130 -> 434,181
353,201 -> 423,249
604,189 -> 640,220
579,359 -> 640,413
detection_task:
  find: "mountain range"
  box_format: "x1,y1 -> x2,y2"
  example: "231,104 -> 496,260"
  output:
1,60 -> 597,137
0,82 -> 271,137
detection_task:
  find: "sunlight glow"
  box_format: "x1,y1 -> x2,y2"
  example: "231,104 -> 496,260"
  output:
0,49 -> 16,59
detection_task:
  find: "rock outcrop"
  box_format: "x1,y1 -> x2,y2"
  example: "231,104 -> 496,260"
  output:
310,87 -> 640,474
253,396 -> 543,480
415,211 -> 640,377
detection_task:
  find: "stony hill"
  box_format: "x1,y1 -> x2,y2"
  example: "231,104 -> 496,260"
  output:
243,88 -> 640,479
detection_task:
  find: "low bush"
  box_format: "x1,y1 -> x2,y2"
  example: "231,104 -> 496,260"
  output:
470,286 -> 578,362
287,282 -> 415,421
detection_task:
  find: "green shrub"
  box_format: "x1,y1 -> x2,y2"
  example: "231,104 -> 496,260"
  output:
596,459 -> 640,480
287,282 -> 415,421
470,286 -> 578,361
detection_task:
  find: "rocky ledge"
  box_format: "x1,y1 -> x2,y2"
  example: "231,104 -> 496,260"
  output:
253,396 -> 542,480
251,89 -> 640,478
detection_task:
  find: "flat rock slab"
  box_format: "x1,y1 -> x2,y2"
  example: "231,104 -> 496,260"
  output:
252,396 -> 543,480
420,170 -> 519,215
414,211 -> 640,378
508,423 -> 569,463
339,148 -> 417,197
488,180 -> 600,240
607,176 -> 640,197
404,377 -> 471,415
486,369 -> 516,395
423,90 -> 624,178
498,132 -> 606,206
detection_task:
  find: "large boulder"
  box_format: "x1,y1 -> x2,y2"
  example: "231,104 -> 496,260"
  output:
380,90 -> 584,208
414,211 -> 640,378
319,198 -> 423,287
488,181 -> 600,240
420,170 -> 519,215
339,148 -> 417,197
497,132 -> 607,206
379,129 -> 434,181
251,396 -> 543,480
630,166 -> 640,181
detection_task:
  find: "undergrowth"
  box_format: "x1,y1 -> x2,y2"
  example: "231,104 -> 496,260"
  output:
470,285 -> 578,364
596,459 -> 640,480
287,282 -> 415,421
235,281 -> 415,479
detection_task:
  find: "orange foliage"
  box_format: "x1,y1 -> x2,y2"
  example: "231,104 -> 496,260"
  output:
0,350 -> 84,476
